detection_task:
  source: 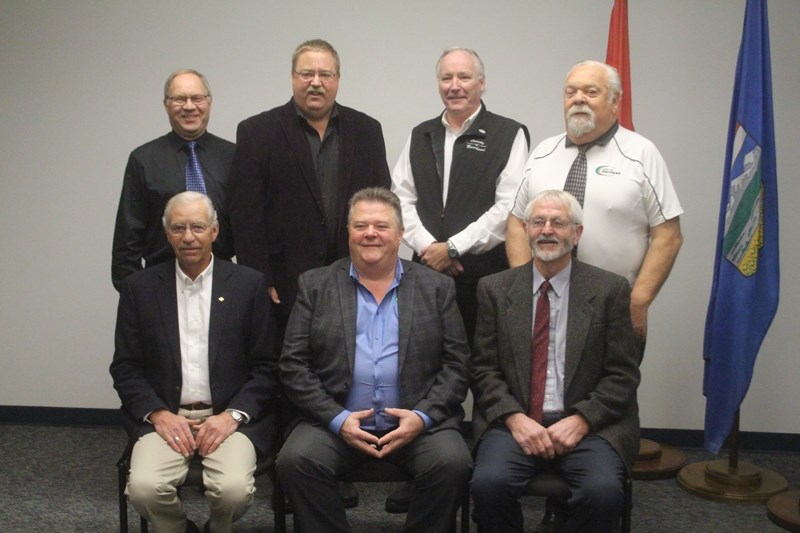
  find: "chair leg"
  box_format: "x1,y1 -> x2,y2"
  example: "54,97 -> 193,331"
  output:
273,477 -> 286,533
460,485 -> 470,533
118,460 -> 128,533
621,475 -> 633,533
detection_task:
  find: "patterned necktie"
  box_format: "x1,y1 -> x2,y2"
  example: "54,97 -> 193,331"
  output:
185,141 -> 207,194
563,144 -> 590,207
529,280 -> 551,424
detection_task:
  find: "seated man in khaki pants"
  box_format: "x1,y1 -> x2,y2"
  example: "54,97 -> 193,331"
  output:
111,191 -> 277,532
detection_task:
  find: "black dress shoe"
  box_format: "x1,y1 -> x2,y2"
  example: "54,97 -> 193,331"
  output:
385,481 -> 412,513
339,481 -> 359,508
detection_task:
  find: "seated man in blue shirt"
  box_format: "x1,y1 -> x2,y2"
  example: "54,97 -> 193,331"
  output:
277,187 -> 472,531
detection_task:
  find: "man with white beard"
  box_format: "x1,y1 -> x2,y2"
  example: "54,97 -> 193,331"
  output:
471,190 -> 640,532
505,60 -> 682,348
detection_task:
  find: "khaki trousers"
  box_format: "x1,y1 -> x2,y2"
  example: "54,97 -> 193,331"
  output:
126,408 -> 256,533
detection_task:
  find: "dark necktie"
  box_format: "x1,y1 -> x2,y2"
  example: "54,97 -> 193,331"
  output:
185,141 -> 207,194
529,280 -> 551,424
563,144 -> 590,207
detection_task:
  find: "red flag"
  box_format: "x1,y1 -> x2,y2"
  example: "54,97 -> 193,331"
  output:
606,0 -> 634,130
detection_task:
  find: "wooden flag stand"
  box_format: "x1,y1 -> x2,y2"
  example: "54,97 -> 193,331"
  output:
677,411 -> 787,503
767,490 -> 800,531
632,437 -> 687,480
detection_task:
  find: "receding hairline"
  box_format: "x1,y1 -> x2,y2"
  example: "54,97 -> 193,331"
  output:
436,46 -> 485,79
162,192 -> 218,228
163,69 -> 211,99
564,60 -> 622,101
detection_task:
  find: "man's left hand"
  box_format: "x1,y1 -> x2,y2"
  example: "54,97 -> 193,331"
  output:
546,414 -> 590,456
194,412 -> 239,456
375,408 -> 424,457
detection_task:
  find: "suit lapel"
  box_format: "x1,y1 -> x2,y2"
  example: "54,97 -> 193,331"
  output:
506,265 -> 534,403
280,102 -> 325,215
156,264 -> 182,372
564,261 -> 593,393
336,261 -> 358,372
338,110 -> 355,199
208,261 -> 232,372
396,263 -> 416,375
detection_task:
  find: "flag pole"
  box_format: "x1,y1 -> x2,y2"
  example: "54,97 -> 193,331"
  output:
728,409 -> 739,470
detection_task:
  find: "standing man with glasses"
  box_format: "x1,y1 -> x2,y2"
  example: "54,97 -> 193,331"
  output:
112,69 -> 236,291
228,38 -> 391,342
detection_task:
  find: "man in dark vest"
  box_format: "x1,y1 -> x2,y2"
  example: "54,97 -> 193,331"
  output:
390,46 -> 529,512
392,46 -> 529,346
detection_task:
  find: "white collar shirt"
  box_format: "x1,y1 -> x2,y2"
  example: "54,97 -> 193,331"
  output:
176,256 -> 214,406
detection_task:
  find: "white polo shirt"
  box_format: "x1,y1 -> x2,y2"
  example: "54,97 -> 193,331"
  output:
512,126 -> 683,285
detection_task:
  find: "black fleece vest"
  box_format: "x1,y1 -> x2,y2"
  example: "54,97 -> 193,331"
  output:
409,106 -> 527,279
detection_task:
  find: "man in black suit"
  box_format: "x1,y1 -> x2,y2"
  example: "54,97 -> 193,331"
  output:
277,188 -> 472,532
470,190 -> 640,532
227,39 -> 391,337
111,192 -> 277,533
112,69 -> 235,291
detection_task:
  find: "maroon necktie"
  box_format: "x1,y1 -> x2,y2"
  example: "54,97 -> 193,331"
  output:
529,280 -> 551,423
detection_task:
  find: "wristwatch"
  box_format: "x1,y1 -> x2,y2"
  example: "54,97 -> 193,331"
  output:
446,240 -> 460,259
226,409 -> 245,425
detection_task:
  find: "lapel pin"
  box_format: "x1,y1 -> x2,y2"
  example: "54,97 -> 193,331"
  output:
218,297 -> 225,302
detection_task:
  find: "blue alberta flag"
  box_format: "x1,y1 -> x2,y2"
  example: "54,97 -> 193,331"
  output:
703,0 -> 780,453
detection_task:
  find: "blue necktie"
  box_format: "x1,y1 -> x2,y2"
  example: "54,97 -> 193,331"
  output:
185,141 -> 207,194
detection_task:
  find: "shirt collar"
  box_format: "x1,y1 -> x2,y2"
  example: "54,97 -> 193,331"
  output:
294,101 -> 340,122
349,258 -> 404,285
176,255 -> 214,288
441,103 -> 483,135
168,130 -> 209,152
565,121 -> 619,148
532,260 -> 572,298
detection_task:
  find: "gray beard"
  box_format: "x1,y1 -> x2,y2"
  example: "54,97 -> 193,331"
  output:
567,114 -> 595,138
532,239 -> 574,262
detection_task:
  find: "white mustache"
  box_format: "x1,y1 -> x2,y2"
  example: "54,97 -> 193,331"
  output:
568,105 -> 592,118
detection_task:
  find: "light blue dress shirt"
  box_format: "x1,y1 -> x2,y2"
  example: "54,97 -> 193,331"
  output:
329,260 -> 432,435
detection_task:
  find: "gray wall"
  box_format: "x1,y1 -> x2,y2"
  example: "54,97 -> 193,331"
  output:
1,0 -> 798,435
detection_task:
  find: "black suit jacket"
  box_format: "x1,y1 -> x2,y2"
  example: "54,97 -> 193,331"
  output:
470,260 -> 641,471
110,259 -> 278,461
227,100 -> 391,322
112,131 -> 236,291
279,258 -> 470,435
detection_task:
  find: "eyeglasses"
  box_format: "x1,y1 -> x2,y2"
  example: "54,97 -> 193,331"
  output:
293,70 -> 338,82
168,223 -> 211,236
527,217 -> 573,230
165,94 -> 210,106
